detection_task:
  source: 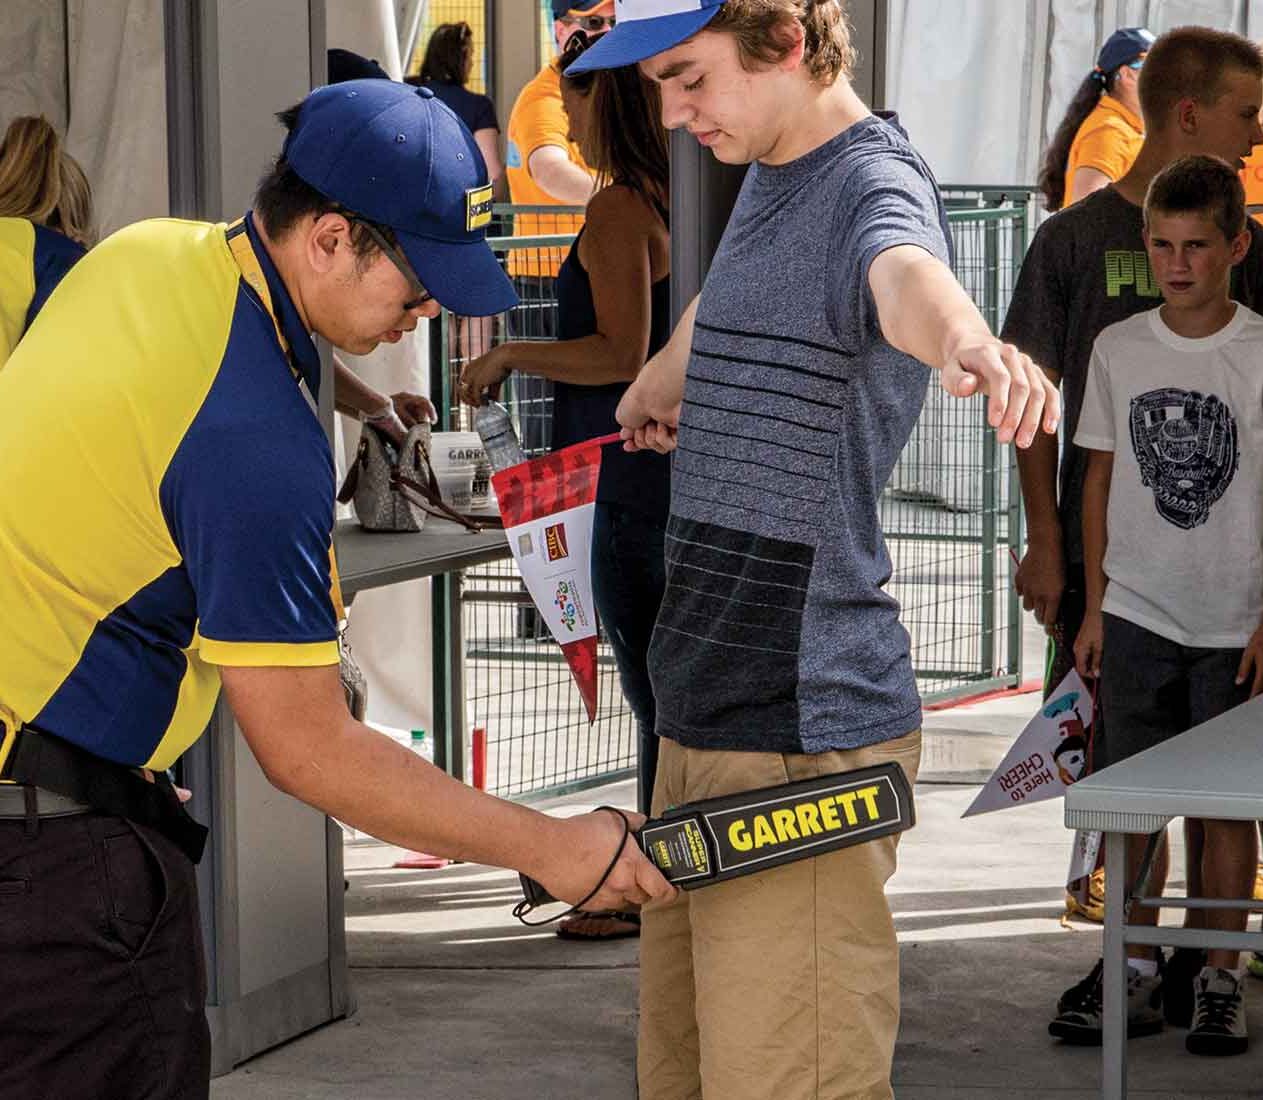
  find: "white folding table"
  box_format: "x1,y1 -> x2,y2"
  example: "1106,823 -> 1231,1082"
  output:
1065,694 -> 1263,1099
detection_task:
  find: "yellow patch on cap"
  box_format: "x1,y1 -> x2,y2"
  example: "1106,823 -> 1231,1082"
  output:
465,184 -> 493,232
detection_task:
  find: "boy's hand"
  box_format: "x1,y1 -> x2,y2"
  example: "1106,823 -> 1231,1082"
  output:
616,375 -> 680,454
1236,628 -> 1263,698
1014,536 -> 1066,629
1074,610 -> 1104,680
940,340 -> 1060,448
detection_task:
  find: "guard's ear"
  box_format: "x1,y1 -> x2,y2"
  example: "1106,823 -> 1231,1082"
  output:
308,211 -> 354,272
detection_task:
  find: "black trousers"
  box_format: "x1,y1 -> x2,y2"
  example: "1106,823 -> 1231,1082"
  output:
0,811 -> 210,1100
590,502 -> 668,816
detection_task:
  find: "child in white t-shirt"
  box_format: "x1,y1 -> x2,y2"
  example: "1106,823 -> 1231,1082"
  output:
1072,154 -> 1263,1057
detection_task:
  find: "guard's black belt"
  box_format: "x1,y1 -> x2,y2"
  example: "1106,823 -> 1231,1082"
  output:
0,726 -> 208,864
520,761 -> 915,908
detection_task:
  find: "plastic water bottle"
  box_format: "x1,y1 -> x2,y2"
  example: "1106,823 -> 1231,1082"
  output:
473,400 -> 526,472
410,728 -> 433,764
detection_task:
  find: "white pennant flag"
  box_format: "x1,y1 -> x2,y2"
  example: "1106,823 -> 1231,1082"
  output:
963,669 -> 1094,817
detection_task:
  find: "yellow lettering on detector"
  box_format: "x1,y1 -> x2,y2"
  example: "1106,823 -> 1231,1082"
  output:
856,785 -> 881,821
771,808 -> 800,842
753,816 -> 777,848
796,802 -> 823,836
819,798 -> 842,831
835,790 -> 860,826
729,820 -> 752,851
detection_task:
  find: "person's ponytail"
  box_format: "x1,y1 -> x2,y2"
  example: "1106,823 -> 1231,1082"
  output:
1038,73 -> 1106,212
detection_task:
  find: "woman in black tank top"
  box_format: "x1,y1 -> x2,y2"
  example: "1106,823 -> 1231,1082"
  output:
459,32 -> 669,939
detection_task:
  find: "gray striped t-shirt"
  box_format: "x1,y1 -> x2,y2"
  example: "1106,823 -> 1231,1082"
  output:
649,113 -> 950,754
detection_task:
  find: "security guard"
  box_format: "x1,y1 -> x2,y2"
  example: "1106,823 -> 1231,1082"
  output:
0,79 -> 672,1099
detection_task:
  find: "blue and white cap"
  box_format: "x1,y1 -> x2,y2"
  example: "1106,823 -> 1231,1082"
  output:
564,0 -> 725,74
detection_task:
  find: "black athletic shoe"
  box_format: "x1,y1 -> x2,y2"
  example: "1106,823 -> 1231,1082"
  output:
1164,947 -> 1208,1027
1187,967 -> 1248,1056
1049,957 -> 1165,1045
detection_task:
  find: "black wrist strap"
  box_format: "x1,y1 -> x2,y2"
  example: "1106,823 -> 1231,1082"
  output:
512,806 -> 631,926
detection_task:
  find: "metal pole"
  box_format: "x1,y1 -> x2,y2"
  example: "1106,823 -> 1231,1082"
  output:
668,129 -> 745,323
980,417 -> 997,677
398,0 -> 427,75
1103,831 -> 1128,1100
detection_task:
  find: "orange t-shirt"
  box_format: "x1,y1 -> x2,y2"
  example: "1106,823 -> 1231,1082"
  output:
505,62 -> 593,278
1241,148 -> 1263,225
1064,95 -> 1144,205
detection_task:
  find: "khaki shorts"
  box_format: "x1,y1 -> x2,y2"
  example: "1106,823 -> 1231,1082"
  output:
638,729 -> 922,1100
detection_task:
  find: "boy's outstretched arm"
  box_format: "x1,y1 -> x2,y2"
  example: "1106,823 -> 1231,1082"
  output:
869,245 -> 1061,448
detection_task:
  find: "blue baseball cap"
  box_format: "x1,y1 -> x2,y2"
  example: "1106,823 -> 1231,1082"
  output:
565,0 -> 723,74
1096,27 -> 1155,76
283,79 -> 517,317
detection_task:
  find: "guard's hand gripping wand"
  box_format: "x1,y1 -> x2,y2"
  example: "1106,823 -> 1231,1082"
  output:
515,762 -> 915,922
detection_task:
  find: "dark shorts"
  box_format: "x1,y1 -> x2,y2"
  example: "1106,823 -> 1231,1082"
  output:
1097,613 -> 1249,771
0,810 -> 210,1100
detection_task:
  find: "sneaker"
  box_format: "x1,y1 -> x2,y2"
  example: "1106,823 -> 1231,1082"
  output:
1187,967 -> 1248,1056
1049,957 -> 1165,1045
1246,952 -> 1263,981
1164,947 -> 1208,1027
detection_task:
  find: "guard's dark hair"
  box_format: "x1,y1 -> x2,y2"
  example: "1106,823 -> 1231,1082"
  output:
1138,26 -> 1263,130
1143,153 -> 1246,240
253,102 -> 378,258
417,22 -> 474,86
560,33 -> 668,199
1038,71 -> 1120,212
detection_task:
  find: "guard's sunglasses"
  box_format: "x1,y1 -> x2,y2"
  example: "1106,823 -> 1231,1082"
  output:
348,216 -> 434,312
561,12 -> 614,32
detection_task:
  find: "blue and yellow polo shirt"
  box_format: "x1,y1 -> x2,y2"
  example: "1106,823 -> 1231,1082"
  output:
0,217 -> 86,366
0,213 -> 339,771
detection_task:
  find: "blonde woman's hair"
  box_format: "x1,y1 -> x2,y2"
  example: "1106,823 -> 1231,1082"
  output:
0,116 -> 96,246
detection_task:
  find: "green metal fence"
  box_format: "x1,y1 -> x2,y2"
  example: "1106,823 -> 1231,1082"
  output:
435,206 -> 637,800
435,192 -> 1034,798
887,185 -> 1036,701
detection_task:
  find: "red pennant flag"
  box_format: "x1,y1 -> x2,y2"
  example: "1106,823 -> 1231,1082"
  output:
491,433 -> 620,722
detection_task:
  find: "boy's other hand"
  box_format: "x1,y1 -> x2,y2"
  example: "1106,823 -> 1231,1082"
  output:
1074,611 -> 1104,680
1236,628 -> 1263,698
941,340 -> 1060,448
1015,537 -> 1066,629
616,377 -> 680,454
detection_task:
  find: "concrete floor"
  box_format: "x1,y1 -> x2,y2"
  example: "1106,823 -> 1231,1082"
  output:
212,659 -> 1263,1099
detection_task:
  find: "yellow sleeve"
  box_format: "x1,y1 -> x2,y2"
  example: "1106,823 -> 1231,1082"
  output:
513,70 -> 572,160
197,637 -> 339,667
1069,119 -> 1139,182
0,219 -> 35,369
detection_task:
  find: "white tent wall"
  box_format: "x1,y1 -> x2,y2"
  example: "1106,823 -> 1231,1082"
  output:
0,6 -> 68,133
326,0 -> 437,742
0,0 -> 167,237
887,0 -> 1263,188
